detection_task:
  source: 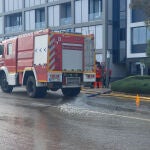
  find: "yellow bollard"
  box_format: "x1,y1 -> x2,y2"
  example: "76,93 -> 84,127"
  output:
136,94 -> 140,108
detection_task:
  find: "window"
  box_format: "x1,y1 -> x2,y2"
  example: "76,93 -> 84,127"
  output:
132,9 -> 147,23
5,13 -> 22,33
88,0 -> 102,21
7,43 -> 13,55
133,27 -> 146,45
35,8 -> 45,23
5,13 -> 22,27
0,45 -> 4,56
60,2 -> 71,25
132,27 -> 147,53
35,8 -> 45,29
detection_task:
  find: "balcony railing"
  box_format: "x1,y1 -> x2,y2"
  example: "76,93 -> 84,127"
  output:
60,17 -> 72,25
89,12 -> 102,21
35,22 -> 46,29
5,25 -> 22,34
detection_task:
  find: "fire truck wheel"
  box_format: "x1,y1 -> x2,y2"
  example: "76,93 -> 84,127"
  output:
26,76 -> 47,98
1,73 -> 13,93
26,76 -> 38,98
61,88 -> 80,97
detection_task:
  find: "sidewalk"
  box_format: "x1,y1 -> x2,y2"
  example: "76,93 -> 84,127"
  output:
81,87 -> 150,101
81,87 -> 112,95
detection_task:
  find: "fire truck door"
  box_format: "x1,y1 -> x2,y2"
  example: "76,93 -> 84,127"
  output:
4,40 -> 17,73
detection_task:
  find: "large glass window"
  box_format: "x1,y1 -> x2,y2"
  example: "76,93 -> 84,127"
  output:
5,13 -> 22,27
88,0 -> 102,21
60,2 -> 71,25
35,8 -> 45,29
5,13 -> 22,33
133,27 -> 146,45
132,9 -> 147,23
132,27 -> 147,53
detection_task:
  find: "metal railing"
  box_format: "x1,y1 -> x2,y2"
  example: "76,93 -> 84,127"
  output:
89,12 -> 102,21
5,25 -> 22,34
60,17 -> 72,25
35,22 -> 46,29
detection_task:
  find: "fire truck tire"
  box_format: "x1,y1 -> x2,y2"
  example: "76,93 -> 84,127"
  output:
26,76 -> 47,98
1,73 -> 13,93
61,88 -> 80,97
26,76 -> 38,98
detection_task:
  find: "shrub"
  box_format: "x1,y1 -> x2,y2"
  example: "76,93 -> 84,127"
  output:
111,76 -> 150,94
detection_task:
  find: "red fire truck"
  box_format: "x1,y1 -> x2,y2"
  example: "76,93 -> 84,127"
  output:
0,29 -> 95,98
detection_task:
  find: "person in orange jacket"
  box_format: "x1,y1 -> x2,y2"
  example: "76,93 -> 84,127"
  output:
94,61 -> 102,88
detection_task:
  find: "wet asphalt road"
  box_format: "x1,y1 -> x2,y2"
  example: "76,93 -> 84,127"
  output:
0,88 -> 150,150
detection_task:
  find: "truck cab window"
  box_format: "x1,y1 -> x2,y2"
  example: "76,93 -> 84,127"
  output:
7,43 -> 13,55
0,45 -> 4,57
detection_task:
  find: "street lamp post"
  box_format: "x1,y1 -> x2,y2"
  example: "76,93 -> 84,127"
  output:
103,0 -> 110,88
106,50 -> 110,88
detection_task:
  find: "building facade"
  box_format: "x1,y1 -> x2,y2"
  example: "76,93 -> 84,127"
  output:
127,0 -> 150,75
0,0 -> 128,78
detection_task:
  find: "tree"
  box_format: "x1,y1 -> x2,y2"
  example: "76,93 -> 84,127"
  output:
130,0 -> 150,21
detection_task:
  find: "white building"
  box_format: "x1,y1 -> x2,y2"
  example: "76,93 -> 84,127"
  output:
0,0 -> 129,79
127,0 -> 150,75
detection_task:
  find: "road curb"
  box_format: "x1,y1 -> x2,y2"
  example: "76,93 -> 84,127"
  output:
81,88 -> 112,95
81,88 -> 150,102
105,92 -> 150,102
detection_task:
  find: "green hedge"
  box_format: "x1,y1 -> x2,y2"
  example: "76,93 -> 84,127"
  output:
111,76 -> 150,94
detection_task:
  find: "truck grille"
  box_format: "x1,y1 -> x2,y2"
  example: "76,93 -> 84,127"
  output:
66,77 -> 80,86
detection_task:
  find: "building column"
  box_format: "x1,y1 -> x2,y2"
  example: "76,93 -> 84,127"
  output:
71,0 -> 75,30
103,0 -> 110,87
22,0 -> 25,31
103,0 -> 108,63
45,6 -> 48,28
2,0 -> 5,35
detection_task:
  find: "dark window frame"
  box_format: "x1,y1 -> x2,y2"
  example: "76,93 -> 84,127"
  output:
131,26 -> 148,53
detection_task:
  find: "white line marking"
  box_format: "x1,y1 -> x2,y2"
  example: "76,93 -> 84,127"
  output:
58,105 -> 150,122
